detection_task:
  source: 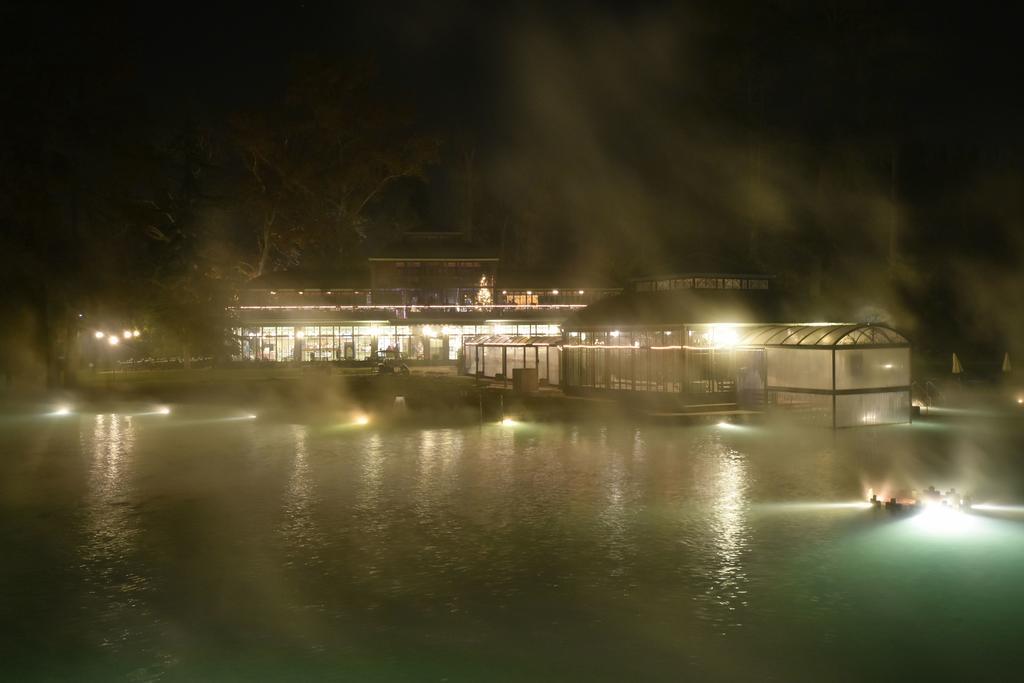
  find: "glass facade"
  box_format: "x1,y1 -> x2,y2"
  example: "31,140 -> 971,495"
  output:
758,335 -> 911,428
835,391 -> 910,427
560,322 -> 911,427
560,326 -> 735,397
769,384 -> 912,427
463,336 -> 562,385
834,347 -> 910,390
232,323 -> 562,362
768,391 -> 834,426
562,346 -> 686,393
634,275 -> 770,292
765,347 -> 833,390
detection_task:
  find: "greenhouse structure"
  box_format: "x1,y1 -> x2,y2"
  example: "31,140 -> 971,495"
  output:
558,287 -> 912,427
732,324 -> 911,427
463,335 -> 562,386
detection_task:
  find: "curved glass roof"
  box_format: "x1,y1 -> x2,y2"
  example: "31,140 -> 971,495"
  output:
465,335 -> 562,346
736,324 -> 908,347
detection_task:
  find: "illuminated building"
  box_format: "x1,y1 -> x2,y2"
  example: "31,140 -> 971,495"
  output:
230,232 -> 619,362
560,287 -> 912,427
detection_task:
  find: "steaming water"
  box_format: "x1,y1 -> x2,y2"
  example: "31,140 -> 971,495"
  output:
3,405 -> 1024,681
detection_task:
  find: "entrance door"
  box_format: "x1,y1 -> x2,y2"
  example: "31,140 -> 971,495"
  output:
428,338 -> 444,361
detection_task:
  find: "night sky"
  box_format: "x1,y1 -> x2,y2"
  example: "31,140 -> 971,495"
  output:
16,3 -> 1022,151
4,1 -> 1024,359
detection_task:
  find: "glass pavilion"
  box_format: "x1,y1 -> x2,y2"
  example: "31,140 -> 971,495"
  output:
561,321 -> 911,427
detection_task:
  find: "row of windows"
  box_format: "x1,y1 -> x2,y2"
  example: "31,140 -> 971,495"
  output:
463,345 -> 561,385
634,277 -> 770,291
233,324 -> 561,362
562,347 -> 736,395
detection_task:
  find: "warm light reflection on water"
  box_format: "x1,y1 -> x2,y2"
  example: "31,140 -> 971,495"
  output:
709,443 -> 749,627
599,436 -> 636,576
756,502 -> 873,512
683,432 -> 753,631
79,413 -> 149,653
5,405 -> 1024,680
280,424 -> 324,563
357,432 -> 385,514
82,414 -> 137,557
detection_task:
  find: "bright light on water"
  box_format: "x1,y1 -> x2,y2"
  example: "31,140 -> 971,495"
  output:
9,406 -> 1024,680
906,504 -> 980,536
972,504 -> 1024,513
157,406 -> 171,415
51,405 -> 72,416
354,415 -> 370,426
926,405 -> 999,418
756,501 -> 873,512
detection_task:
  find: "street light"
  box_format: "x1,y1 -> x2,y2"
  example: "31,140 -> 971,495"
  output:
94,331 -> 105,339
108,335 -> 119,346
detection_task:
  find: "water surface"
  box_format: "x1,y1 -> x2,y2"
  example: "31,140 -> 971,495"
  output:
2,404 -> 1024,681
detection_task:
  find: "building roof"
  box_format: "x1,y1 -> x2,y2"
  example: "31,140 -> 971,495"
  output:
563,289 -> 783,328
630,271 -> 774,282
735,323 -> 909,347
369,238 -> 498,261
243,270 -> 369,290
497,270 -> 622,290
465,335 -> 563,346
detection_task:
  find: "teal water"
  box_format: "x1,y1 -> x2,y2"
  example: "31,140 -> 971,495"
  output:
2,404 -> 1024,681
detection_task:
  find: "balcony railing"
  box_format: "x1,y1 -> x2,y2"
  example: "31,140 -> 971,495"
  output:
233,287 -> 621,315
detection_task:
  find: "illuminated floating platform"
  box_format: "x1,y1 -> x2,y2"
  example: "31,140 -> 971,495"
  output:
868,486 -> 973,513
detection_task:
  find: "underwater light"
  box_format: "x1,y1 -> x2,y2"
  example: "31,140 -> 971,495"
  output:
971,504 -> 1024,513
52,405 -> 72,416
157,406 -> 171,415
501,417 -> 517,426
354,415 -> 370,426
1017,397 -> 1023,405
246,414 -> 257,420
908,503 -> 979,535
